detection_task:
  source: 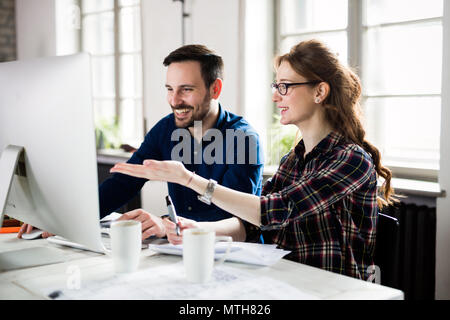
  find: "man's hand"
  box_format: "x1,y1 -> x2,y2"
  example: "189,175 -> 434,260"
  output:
17,223 -> 54,238
162,216 -> 200,245
117,209 -> 166,239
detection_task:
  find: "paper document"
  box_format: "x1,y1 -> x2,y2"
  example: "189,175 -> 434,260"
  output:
44,263 -> 319,300
101,212 -> 123,221
148,241 -> 291,266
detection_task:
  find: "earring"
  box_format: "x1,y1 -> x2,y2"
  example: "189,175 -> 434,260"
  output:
315,98 -> 321,104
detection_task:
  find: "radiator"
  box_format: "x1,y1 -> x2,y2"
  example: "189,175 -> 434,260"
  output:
381,202 -> 436,300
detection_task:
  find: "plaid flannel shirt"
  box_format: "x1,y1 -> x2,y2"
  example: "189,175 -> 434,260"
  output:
259,132 -> 378,280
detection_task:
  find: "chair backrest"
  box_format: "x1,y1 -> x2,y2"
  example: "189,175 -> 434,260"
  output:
374,212 -> 400,287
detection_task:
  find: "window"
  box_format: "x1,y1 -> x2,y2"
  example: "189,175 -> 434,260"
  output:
268,0 -> 349,167
362,0 -> 443,180
278,0 -> 348,63
80,0 -> 143,149
275,0 -> 443,180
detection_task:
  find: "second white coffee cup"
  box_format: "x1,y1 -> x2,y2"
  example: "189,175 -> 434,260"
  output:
109,220 -> 142,273
182,228 -> 232,283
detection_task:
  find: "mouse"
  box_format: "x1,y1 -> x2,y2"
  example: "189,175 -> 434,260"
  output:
21,229 -> 44,240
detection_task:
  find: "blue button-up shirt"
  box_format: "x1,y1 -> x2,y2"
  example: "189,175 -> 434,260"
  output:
99,104 -> 264,221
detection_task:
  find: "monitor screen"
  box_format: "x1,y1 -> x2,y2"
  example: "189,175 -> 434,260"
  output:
0,53 -> 104,253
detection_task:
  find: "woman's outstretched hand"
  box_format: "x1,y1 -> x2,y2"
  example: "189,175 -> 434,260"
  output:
110,160 -> 191,185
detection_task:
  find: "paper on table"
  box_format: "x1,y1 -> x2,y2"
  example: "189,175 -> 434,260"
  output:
148,241 -> 291,266
44,263 -> 319,300
100,212 -> 122,223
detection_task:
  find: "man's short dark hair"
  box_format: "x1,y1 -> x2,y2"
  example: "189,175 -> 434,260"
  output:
163,44 -> 224,88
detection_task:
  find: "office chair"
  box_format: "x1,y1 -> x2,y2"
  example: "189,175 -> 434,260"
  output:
374,212 -> 400,288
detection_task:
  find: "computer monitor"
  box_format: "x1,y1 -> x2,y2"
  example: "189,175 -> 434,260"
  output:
0,53 -> 105,255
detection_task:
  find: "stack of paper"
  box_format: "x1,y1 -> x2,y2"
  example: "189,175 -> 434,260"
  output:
148,242 -> 291,266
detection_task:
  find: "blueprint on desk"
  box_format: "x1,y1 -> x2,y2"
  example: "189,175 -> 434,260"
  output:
42,262 -> 319,300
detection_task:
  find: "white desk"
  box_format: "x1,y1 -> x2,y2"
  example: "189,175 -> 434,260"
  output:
0,233 -> 404,300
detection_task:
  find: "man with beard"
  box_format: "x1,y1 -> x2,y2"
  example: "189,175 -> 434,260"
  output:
96,44 -> 263,240
18,44 -> 263,241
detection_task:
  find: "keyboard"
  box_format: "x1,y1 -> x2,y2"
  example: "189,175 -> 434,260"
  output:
47,230 -> 150,253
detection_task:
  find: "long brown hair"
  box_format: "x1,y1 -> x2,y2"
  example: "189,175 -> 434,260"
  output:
276,39 -> 396,207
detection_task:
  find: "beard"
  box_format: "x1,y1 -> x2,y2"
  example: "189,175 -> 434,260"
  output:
172,92 -> 211,129
172,103 -> 195,128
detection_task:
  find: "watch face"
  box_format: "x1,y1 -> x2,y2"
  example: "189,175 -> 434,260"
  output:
206,180 -> 217,194
198,179 -> 217,205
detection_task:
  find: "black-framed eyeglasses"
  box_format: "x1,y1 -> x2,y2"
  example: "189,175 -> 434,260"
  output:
271,81 -> 321,96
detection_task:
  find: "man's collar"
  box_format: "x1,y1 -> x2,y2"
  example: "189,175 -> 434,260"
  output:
212,103 -> 227,131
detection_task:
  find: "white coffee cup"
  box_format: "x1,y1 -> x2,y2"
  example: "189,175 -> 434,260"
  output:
182,228 -> 232,283
107,220 -> 142,273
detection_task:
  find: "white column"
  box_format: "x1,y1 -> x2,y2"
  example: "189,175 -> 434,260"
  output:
189,0 -> 242,115
140,0 -> 182,131
347,0 -> 363,74
243,0 -> 274,165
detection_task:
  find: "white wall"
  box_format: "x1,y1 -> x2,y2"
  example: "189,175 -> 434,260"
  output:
16,0 -> 79,59
16,0 -> 56,60
188,0 -> 242,116
140,0 -> 182,131
436,0 -> 450,300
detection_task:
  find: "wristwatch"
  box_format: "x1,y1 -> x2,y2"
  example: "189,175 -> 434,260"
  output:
197,179 -> 217,205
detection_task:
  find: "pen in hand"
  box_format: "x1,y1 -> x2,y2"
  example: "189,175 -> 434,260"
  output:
165,195 -> 180,236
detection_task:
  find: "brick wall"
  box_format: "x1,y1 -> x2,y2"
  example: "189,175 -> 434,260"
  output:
0,0 -> 16,62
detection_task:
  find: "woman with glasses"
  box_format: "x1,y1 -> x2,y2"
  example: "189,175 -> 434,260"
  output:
111,39 -> 396,280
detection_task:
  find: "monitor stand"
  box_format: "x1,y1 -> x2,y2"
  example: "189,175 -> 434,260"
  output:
0,145 -> 24,228
0,145 -> 68,271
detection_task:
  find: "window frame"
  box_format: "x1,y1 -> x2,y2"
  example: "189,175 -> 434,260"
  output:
79,0 -> 144,148
274,0 -> 443,182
